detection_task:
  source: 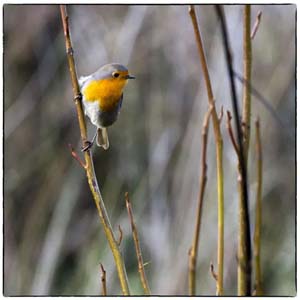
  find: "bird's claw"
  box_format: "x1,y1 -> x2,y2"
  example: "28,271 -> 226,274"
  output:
81,140 -> 93,152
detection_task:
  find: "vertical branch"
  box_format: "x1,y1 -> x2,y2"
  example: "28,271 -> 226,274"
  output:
100,263 -> 107,296
188,6 -> 224,295
125,192 -> 151,295
215,5 -> 252,296
188,108 -> 212,295
238,5 -> 252,295
189,5 -> 225,295
242,4 -> 252,160
253,118 -> 263,295
59,5 -> 130,295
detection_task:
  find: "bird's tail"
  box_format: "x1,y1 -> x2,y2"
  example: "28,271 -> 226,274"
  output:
96,128 -> 109,150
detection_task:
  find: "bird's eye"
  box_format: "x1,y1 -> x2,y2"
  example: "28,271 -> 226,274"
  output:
112,72 -> 119,78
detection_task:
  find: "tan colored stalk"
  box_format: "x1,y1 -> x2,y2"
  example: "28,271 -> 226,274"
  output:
59,5 -> 130,295
238,5 -> 252,295
100,264 -> 107,296
189,5 -> 224,295
125,192 -> 151,295
253,119 -> 263,295
188,108 -> 212,295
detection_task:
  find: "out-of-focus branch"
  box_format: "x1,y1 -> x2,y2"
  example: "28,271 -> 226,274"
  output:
242,5 -> 252,160
253,118 -> 263,295
100,263 -> 107,296
226,111 -> 239,155
117,225 -> 123,246
210,262 -> 218,282
238,5 -> 252,295
251,11 -> 262,40
59,5 -> 130,295
68,144 -> 86,169
188,107 -> 212,295
215,5 -> 251,296
125,192 -> 151,295
189,5 -> 224,295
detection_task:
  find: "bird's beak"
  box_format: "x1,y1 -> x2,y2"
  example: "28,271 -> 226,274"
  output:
125,74 -> 135,79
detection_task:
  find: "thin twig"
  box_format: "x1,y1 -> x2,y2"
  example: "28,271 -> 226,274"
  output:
210,262 -> 218,282
68,144 -> 86,169
253,118 -> 263,295
188,107 -> 212,295
117,225 -> 123,246
215,5 -> 252,295
242,4 -> 252,161
125,192 -> 151,295
100,263 -> 107,296
251,11 -> 262,40
189,5 -> 224,295
218,105 -> 224,123
226,111 -> 239,155
60,5 -> 130,295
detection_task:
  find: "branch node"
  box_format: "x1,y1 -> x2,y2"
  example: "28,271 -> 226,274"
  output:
143,261 -> 151,267
67,46 -> 74,56
100,263 -> 107,296
74,92 -> 82,102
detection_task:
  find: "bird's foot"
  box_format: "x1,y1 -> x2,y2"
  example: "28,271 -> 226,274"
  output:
81,140 -> 93,152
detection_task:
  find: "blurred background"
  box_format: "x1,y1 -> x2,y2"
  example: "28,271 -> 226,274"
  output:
4,4 -> 296,296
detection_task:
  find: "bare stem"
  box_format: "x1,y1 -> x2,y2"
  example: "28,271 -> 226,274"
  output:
59,5 -> 130,295
226,111 -> 239,155
100,263 -> 107,296
253,118 -> 263,295
237,5 -> 252,295
242,4 -> 252,161
251,11 -> 262,40
210,263 -> 218,282
117,225 -> 123,246
215,5 -> 251,296
125,192 -> 151,295
188,107 -> 212,295
189,6 -> 224,295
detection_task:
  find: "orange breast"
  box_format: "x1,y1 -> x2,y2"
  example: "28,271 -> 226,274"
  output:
83,79 -> 125,111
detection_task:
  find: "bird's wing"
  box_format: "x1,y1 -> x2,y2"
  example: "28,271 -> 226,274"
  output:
119,94 -> 123,109
78,75 -> 91,88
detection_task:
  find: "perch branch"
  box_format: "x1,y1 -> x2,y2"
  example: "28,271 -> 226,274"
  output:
60,5 -> 130,295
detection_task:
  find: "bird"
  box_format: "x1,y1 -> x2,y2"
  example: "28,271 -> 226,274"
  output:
79,63 -> 135,151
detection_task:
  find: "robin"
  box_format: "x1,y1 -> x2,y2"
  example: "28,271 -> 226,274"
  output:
79,63 -> 135,151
